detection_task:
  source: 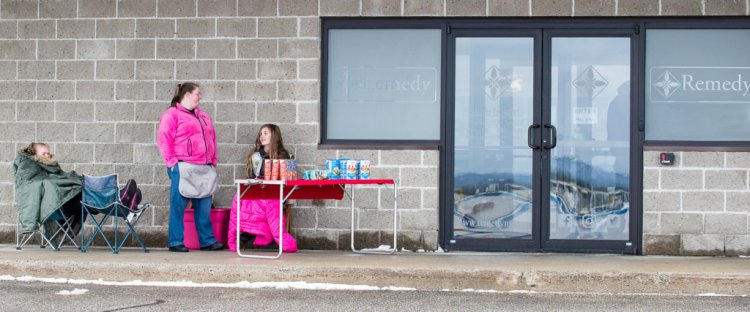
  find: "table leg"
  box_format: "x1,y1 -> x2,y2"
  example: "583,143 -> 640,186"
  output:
350,184 -> 355,251
392,181 -> 398,252
237,181 -> 284,259
352,183 -> 397,255
235,181 -> 242,257
277,182 -> 283,256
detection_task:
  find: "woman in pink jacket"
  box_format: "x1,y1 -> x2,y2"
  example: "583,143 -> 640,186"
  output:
228,124 -> 298,252
157,82 -> 224,252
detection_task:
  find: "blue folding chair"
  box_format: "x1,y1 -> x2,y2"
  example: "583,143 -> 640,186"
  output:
80,174 -> 150,254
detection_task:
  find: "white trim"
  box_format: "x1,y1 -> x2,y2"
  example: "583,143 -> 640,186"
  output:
529,0 -> 532,16
572,0 -> 575,16
658,0 -> 662,16
615,0 -> 618,15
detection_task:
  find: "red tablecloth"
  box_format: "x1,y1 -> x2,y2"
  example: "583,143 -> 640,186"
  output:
238,179 -> 395,201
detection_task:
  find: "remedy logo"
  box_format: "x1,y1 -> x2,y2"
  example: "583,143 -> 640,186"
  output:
650,67 -> 750,103
331,67 -> 438,103
651,70 -> 681,99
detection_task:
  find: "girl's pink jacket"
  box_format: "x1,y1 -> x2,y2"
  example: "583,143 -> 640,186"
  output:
228,196 -> 298,253
157,103 -> 217,168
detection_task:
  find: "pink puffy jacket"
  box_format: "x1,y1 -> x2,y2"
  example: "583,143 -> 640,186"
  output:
228,196 -> 298,253
157,103 -> 217,168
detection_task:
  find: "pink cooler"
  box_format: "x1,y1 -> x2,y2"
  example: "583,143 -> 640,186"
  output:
183,208 -> 230,250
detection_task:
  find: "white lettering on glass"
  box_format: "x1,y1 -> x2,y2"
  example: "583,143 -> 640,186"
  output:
650,67 -> 750,103
331,67 -> 438,103
681,74 -> 750,96
374,74 -> 432,92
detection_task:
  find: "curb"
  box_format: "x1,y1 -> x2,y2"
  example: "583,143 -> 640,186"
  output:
1,259 -> 748,295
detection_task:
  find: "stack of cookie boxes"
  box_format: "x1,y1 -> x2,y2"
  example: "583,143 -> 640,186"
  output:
262,159 -> 297,180
325,158 -> 371,180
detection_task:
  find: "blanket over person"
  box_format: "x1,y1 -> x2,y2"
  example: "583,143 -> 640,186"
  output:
13,148 -> 83,233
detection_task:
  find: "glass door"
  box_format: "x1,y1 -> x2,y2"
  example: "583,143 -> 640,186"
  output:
542,34 -> 634,251
446,29 -> 637,253
448,30 -> 541,251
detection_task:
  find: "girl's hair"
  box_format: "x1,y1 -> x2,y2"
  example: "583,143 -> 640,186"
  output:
244,124 -> 289,176
170,82 -> 200,107
22,142 -> 49,155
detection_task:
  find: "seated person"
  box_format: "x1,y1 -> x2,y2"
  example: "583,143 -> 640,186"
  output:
228,124 -> 298,252
13,143 -> 83,240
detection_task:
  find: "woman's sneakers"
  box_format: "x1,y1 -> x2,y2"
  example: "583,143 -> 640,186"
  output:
169,245 -> 189,252
200,242 -> 226,251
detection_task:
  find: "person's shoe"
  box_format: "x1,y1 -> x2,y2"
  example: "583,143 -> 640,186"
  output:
200,242 -> 225,251
239,233 -> 256,251
169,245 -> 189,252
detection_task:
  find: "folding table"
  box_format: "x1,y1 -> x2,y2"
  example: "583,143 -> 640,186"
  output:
234,178 -> 398,259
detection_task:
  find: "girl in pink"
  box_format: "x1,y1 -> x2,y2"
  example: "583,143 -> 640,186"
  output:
228,124 -> 298,252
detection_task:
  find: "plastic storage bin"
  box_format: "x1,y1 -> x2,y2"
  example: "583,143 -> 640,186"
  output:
183,207 -> 230,250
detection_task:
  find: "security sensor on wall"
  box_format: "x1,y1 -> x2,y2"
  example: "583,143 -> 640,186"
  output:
660,152 -> 675,165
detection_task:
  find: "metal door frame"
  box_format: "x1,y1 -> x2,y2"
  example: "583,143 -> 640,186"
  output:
444,27 -> 642,254
445,28 -> 543,251
539,28 -> 640,253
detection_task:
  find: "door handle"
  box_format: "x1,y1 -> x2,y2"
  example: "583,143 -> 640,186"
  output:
543,124 -> 557,149
527,124 -> 540,149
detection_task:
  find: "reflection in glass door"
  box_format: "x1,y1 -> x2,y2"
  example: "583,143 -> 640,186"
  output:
547,37 -> 631,241
452,37 -> 536,241
447,29 -> 636,253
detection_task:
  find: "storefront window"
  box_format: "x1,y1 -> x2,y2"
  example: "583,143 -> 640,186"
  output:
324,29 -> 441,142
646,29 -> 750,141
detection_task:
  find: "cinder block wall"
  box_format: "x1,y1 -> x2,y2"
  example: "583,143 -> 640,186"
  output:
644,152 -> 750,256
0,0 -> 442,250
0,0 -> 747,253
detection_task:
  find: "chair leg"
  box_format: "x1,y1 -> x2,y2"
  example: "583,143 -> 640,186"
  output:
16,233 -> 35,250
80,205 -> 117,254
15,210 -> 20,250
116,205 -> 150,253
16,208 -> 73,251
49,215 -> 80,250
38,225 -> 59,251
48,222 -> 66,251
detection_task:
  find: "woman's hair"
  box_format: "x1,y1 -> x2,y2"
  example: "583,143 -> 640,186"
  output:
21,142 -> 49,155
244,124 -> 289,176
170,82 -> 200,107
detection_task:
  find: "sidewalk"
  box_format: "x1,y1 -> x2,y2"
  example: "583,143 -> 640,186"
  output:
0,245 -> 748,295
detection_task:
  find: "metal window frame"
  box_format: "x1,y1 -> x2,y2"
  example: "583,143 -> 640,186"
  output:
320,19 -> 446,149
321,17 -> 750,150
320,17 -> 750,255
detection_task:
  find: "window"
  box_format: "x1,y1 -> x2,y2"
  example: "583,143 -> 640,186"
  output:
323,27 -> 442,145
645,29 -> 750,142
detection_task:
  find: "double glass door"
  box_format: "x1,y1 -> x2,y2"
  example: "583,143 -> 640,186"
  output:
447,29 -> 636,253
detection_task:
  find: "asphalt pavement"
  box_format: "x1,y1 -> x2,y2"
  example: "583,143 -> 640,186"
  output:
0,245 -> 748,296
3,281 -> 750,312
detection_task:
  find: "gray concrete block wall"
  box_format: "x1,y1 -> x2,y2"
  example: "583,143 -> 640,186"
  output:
0,0 -> 748,252
644,151 -> 750,256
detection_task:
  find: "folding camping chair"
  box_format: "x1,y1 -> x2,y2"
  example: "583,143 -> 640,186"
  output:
16,206 -> 80,251
80,174 -> 151,254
